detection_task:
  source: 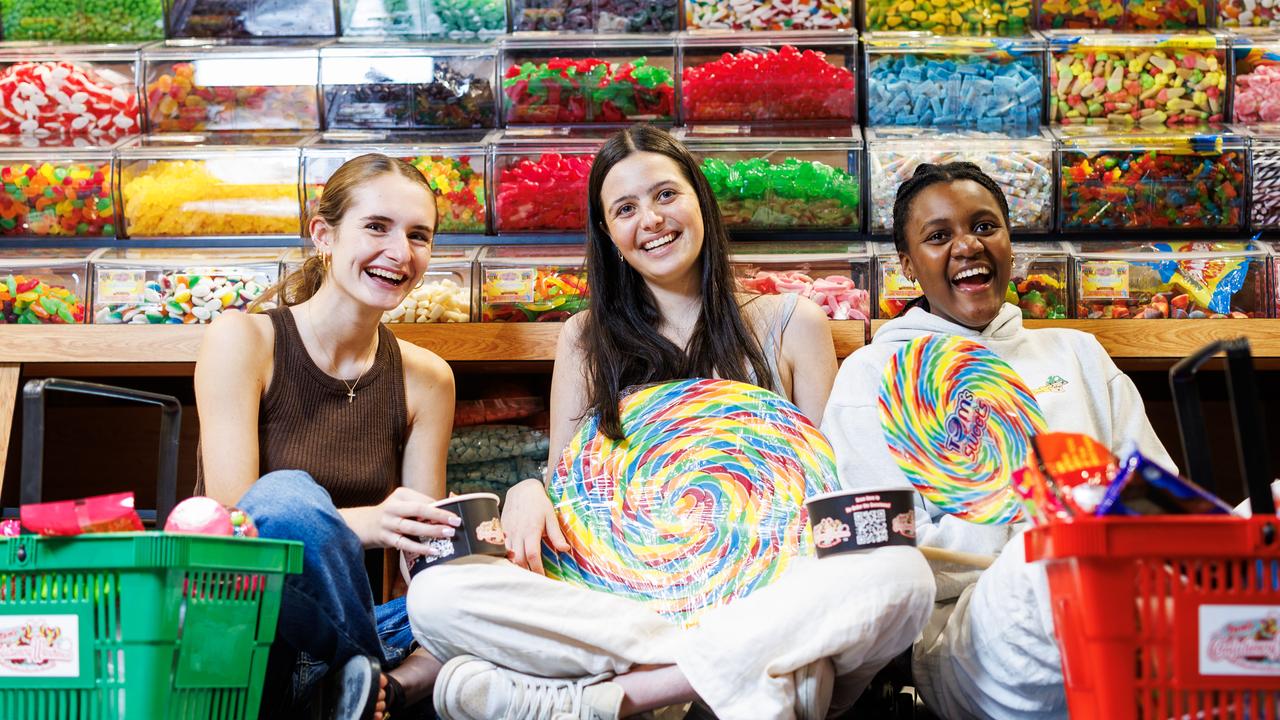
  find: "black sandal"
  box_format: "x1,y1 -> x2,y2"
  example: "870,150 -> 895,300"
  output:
330,655 -> 381,720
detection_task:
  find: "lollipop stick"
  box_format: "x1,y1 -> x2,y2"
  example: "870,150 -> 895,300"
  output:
919,546 -> 996,569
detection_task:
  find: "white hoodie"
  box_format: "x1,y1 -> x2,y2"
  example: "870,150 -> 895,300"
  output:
820,303 -> 1175,719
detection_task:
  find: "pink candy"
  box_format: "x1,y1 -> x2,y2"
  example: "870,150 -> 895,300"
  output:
740,270 -> 869,320
0,61 -> 139,137
1235,64 -> 1280,123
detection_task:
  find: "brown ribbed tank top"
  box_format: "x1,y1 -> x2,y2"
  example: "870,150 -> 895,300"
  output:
197,307 -> 408,509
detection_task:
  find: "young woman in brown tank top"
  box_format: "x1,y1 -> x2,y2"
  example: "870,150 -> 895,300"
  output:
195,154 -> 456,720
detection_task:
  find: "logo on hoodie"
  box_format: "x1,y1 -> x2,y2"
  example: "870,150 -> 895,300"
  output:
1033,375 -> 1069,395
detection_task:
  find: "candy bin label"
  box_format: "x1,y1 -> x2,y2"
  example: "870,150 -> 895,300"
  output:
95,269 -> 146,304
881,264 -> 922,299
1080,261 -> 1130,299
1198,605 -> 1280,676
483,268 -> 537,303
0,612 -> 91,685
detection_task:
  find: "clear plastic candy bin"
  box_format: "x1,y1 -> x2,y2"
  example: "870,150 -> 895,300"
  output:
863,32 -> 1045,130
0,0 -> 163,41
499,34 -> 676,125
164,0 -> 336,37
304,130 -> 491,234
142,39 -> 321,132
117,132 -> 305,238
0,134 -> 123,237
731,242 -> 871,320
1054,125 -> 1247,232
340,0 -> 506,37
873,240 -> 1071,319
679,124 -> 862,232
679,31 -> 858,124
384,245 -> 475,323
1242,123 -> 1280,230
1229,30 -> 1280,123
1071,241 -> 1269,319
0,42 -> 143,138
93,247 -> 283,324
514,0 -> 676,31
478,244 -> 588,322
684,0 -> 851,30
321,42 -> 497,130
863,0 -> 1031,34
0,247 -> 98,323
490,128 -> 607,233
866,126 -> 1055,233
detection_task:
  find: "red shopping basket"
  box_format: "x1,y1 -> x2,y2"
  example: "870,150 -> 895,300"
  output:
1026,339 -> 1280,719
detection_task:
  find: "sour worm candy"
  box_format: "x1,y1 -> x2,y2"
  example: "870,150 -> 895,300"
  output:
863,0 -> 1031,34
0,151 -> 115,237
1046,32 -> 1226,126
866,127 -> 1054,233
93,251 -> 280,324
864,34 -> 1044,130
513,0 -> 678,31
0,0 -> 163,41
320,45 -> 497,130
1231,33 -> 1280,122
500,42 -> 676,125
0,54 -> 140,137
142,41 -> 321,132
1072,241 -> 1268,319
119,133 -> 305,237
494,152 -> 593,232
685,0 -> 852,30
1055,128 -> 1246,231
1220,0 -> 1280,25
680,34 -> 857,123
545,378 -> 838,628
879,335 -> 1047,524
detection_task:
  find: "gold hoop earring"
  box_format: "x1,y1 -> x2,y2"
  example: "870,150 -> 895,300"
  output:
321,253 -> 331,274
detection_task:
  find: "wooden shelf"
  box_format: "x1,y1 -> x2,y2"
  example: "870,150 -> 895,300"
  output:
2,319 -> 1280,367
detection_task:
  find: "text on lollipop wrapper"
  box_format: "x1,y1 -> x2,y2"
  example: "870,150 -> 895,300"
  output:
944,389 -> 992,459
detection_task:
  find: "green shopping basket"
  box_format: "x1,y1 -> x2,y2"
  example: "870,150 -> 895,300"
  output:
0,379 -> 303,720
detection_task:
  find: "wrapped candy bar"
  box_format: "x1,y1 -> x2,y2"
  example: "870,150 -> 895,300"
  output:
731,243 -> 873,321
142,40 -> 321,132
864,33 -> 1044,130
92,248 -> 282,324
479,245 -> 589,322
118,132 -> 306,238
1095,443 -> 1233,516
1071,241 -> 1268,320
499,36 -> 675,125
679,32 -> 857,123
866,126 -> 1054,233
1055,126 -> 1246,232
1046,31 -> 1226,126
320,44 -> 497,130
21,492 -> 143,535
681,124 -> 862,232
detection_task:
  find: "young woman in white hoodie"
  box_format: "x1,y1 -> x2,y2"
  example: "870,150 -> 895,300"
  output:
821,162 -> 1177,719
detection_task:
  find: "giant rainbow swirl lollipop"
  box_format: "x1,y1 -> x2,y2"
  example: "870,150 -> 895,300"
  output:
878,335 -> 1047,524
544,378 -> 838,628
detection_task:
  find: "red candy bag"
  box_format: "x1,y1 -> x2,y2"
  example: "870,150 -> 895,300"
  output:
1032,432 -> 1119,515
1012,464 -> 1070,526
20,492 -> 144,536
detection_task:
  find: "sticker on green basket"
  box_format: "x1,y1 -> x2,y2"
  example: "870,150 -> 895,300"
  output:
0,606 -> 94,689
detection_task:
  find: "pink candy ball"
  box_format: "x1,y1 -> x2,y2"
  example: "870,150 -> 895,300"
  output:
165,496 -> 234,536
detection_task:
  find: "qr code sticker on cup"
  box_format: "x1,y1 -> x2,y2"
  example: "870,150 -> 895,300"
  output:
854,509 -> 888,546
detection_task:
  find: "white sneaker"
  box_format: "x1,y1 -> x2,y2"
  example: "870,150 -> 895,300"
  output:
434,654 -> 623,720
794,659 -> 835,720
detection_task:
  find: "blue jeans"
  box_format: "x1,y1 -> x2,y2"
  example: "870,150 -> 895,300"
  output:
241,470 -> 417,714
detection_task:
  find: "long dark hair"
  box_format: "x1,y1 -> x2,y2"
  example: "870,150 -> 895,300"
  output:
890,161 -> 1011,317
582,125 -> 773,439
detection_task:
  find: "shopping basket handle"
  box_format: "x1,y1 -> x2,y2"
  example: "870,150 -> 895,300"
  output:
1169,339 -> 1275,518
20,378 -> 181,528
